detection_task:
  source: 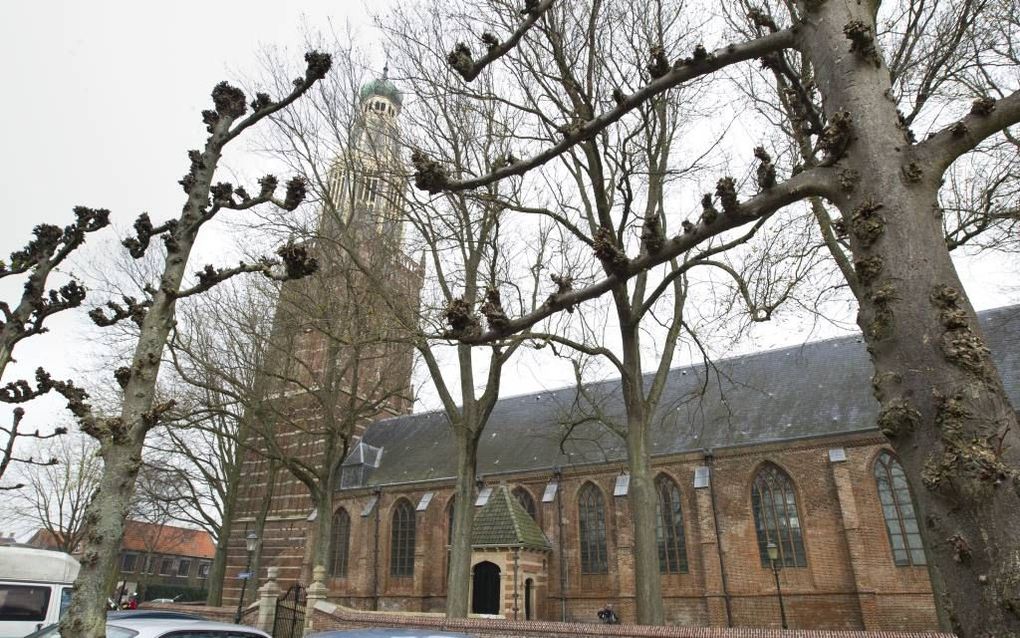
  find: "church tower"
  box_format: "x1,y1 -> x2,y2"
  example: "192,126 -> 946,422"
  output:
320,66 -> 407,248
224,68 -> 423,604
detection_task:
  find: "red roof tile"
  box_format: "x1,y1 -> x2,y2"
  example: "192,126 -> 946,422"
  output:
119,521 -> 215,559
29,522 -> 215,559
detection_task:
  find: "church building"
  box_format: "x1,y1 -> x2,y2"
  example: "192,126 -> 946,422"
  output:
225,71 -> 1020,632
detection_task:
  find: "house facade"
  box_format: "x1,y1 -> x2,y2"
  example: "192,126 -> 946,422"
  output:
112,521 -> 216,600
28,521 -> 215,601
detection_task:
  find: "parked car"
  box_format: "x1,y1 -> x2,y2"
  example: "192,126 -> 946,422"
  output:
307,630 -> 477,638
107,610 -> 208,621
0,546 -> 78,638
24,617 -> 270,638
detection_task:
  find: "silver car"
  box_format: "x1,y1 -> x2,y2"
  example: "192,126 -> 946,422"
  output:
25,618 -> 269,638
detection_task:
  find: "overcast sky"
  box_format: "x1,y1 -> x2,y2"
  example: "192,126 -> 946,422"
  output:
1,0 -> 1017,440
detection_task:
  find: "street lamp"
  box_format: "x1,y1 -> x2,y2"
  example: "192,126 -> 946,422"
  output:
234,531 -> 259,624
766,541 -> 788,629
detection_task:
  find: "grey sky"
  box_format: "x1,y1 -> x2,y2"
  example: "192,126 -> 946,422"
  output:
0,1 -> 381,398
0,0 -> 1017,433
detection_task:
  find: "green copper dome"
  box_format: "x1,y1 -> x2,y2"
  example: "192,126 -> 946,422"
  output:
359,67 -> 403,107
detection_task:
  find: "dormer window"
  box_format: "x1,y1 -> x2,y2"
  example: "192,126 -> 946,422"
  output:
339,441 -> 384,489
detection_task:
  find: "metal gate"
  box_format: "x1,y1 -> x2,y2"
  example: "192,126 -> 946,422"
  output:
272,584 -> 305,638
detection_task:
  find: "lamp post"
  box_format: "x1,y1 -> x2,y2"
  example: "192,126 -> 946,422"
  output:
766,541 -> 788,629
234,531 -> 259,624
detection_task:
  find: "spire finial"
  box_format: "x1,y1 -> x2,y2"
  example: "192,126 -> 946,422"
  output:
382,59 -> 389,81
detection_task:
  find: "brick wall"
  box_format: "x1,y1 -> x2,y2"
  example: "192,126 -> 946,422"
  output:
306,601 -> 954,638
229,431 -> 941,632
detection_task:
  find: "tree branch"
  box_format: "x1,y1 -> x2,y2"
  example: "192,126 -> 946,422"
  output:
918,90 -> 1020,173
445,165 -> 834,342
447,0 -> 556,82
414,28 -> 797,193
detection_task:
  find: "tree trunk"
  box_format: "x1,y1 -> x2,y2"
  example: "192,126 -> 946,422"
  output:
62,441 -> 144,635
206,495 -> 235,606
208,416 -> 245,606
248,461 -> 278,590
619,317 -> 665,625
625,411 -> 663,625
445,433 -> 479,618
800,2 -> 1020,635
311,488 -> 334,574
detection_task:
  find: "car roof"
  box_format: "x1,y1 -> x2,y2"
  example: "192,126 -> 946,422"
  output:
307,630 -> 477,638
108,618 -> 270,637
108,611 -> 206,620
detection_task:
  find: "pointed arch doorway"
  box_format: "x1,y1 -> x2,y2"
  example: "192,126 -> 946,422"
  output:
471,561 -> 501,615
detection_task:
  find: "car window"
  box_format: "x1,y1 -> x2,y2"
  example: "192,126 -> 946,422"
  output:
0,584 -> 52,621
59,588 -> 73,618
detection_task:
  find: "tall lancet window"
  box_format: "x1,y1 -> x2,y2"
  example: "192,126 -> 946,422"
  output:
875,451 -> 926,566
329,508 -> 351,577
751,463 -> 807,567
655,474 -> 688,573
390,498 -> 416,577
578,482 -> 608,574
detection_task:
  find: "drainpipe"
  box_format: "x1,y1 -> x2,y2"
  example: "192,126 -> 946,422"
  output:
704,450 -> 732,627
372,488 -> 381,611
554,467 -> 567,622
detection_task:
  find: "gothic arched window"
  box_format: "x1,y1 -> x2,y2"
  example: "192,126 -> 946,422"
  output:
329,508 -> 351,578
578,483 -> 608,574
875,451 -> 926,566
513,487 -> 538,523
447,497 -> 456,546
655,474 -> 688,573
390,499 -> 416,577
751,463 -> 807,567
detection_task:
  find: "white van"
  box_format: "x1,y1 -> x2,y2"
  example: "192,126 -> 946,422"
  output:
0,546 -> 79,638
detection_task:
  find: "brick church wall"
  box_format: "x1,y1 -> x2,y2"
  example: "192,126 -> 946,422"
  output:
227,430 -> 940,631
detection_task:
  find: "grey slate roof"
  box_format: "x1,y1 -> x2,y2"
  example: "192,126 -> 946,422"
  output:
471,485 -> 551,550
355,305 -> 1020,487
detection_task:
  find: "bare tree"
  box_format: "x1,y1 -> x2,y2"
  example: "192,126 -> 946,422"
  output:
254,24 -> 553,616
161,279 -> 273,605
5,433 -> 101,553
516,0 -> 839,622
124,462 -> 196,600
407,0 -> 1020,634
59,51 -> 333,638
0,210 -> 108,490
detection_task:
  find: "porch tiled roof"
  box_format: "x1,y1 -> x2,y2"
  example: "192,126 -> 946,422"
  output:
472,485 -> 551,551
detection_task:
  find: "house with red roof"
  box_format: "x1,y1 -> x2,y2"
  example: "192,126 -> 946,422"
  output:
28,520 -> 215,601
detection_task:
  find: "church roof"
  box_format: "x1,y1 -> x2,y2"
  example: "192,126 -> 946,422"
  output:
358,304 -> 1020,486
472,485 -> 551,551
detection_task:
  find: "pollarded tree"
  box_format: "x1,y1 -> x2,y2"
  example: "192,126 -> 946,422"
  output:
412,0 -> 1020,634
59,52 -> 333,638
0,210 -> 108,490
